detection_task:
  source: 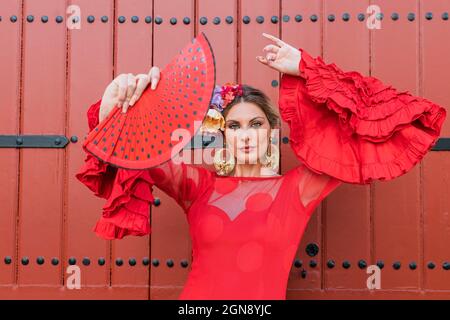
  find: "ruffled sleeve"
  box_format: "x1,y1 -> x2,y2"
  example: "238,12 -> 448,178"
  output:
76,99 -> 213,240
279,47 -> 447,185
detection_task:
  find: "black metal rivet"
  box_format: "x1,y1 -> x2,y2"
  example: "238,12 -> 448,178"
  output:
443,262 -> 450,270
294,259 -> 302,268
21,257 -> 29,265
212,17 -> 220,25
376,260 -> 384,269
54,138 -> 61,145
327,259 -> 335,268
51,258 -> 59,266
4,256 -> 12,264
167,259 -> 174,267
342,260 -> 351,269
282,15 -> 290,22
87,15 -> 95,23
16,137 -> 23,145
310,14 -> 318,22
305,243 -> 319,257
393,261 -> 401,270
427,261 -> 435,269
142,257 -> 149,266
442,12 -> 449,20
199,17 -> 207,25
10,15 -> 18,23
27,15 -> 34,23
309,259 -> 317,268
180,260 -> 189,268
101,16 -> 109,23
295,15 -> 303,22
391,13 -> 399,21
358,259 -> 367,269
170,17 -> 177,25
56,16 -> 63,23
68,257 -> 76,265
82,257 -> 90,266
407,13 -> 415,21
131,16 -> 139,23
118,16 -> 126,23
301,269 -> 307,278
116,258 -> 123,266
98,258 -> 105,266
70,136 -> 78,143
409,262 -> 417,270
282,136 -> 289,144
145,16 -> 152,24
342,13 -> 350,21
152,259 -> 160,267
182,17 -> 190,25
41,16 -> 48,23
376,12 -> 383,20
129,258 -> 136,266
36,256 -> 45,265
357,13 -> 365,21
425,12 -> 433,20
155,16 -> 163,24
256,16 -> 264,24
226,16 -> 233,24
243,16 -> 250,24
153,198 -> 161,206
328,14 -> 335,22
271,80 -> 278,87
271,16 -> 278,24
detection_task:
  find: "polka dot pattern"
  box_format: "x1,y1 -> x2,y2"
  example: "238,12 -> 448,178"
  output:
82,33 -> 215,170
236,241 -> 264,272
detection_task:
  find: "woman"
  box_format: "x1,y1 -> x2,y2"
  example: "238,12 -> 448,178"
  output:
76,33 -> 446,300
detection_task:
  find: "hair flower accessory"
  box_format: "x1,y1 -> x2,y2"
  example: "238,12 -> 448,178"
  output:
201,82 -> 244,133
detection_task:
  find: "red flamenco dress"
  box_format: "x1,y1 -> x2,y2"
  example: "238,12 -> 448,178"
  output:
76,47 -> 446,300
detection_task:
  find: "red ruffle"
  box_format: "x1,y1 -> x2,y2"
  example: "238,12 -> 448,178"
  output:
75,98 -> 156,240
279,48 -> 447,184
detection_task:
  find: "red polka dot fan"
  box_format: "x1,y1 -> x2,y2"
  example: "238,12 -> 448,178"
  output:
82,32 -> 216,170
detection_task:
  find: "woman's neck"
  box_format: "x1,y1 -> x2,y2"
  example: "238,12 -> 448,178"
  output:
232,164 -> 263,177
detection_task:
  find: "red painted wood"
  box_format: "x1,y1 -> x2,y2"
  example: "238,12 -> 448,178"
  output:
67,0 -> 114,287
19,0 -> 67,285
0,0 -> 22,286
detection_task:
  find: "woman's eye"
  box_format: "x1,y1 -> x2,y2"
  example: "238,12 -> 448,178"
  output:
252,122 -> 262,128
229,124 -> 239,129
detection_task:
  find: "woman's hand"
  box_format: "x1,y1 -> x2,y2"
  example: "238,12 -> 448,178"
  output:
256,33 -> 301,76
99,66 -> 161,122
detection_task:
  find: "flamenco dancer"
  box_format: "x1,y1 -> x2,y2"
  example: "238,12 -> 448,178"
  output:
76,33 -> 447,300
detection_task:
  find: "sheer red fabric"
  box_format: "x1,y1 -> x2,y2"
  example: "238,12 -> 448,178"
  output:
76,47 -> 446,299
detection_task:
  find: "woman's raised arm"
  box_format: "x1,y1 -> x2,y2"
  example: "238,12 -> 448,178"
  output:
76,85 -> 213,240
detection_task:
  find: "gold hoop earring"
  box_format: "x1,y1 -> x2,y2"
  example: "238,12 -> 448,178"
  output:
213,141 -> 235,176
262,137 -> 279,171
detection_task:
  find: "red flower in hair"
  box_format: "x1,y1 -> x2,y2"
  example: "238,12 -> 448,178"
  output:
221,82 -> 243,109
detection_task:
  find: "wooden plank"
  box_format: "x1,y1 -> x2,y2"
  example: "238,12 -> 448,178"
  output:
67,0 -> 114,287
372,0 -> 421,289
18,0 -> 67,285
0,0 -> 22,286
421,0 -> 450,290
322,0 -> 372,290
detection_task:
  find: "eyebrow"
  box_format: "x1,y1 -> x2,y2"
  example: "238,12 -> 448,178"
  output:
225,117 -> 265,124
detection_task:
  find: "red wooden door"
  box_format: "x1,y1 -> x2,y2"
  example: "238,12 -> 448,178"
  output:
0,0 -> 448,299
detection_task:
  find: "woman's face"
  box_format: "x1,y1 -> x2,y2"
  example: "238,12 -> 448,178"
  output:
224,101 -> 271,165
